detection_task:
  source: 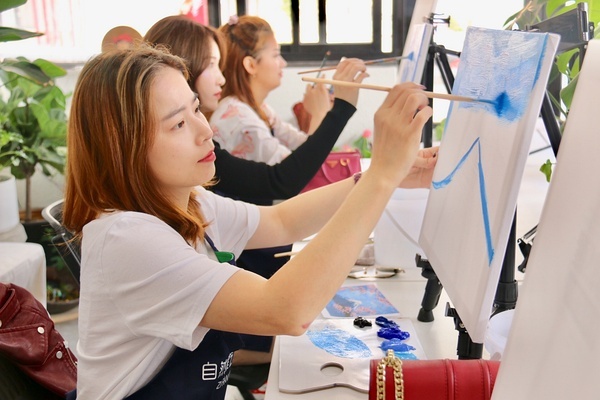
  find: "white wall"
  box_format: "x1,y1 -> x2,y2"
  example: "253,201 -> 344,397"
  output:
5,62 -> 401,212
267,64 -> 398,148
4,0 -> 524,212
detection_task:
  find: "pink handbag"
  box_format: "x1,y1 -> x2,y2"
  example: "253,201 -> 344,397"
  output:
301,150 -> 362,193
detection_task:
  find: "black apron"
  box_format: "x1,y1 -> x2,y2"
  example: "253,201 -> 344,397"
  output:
67,235 -> 242,400
125,329 -> 243,400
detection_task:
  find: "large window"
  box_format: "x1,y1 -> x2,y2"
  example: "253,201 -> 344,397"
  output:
0,0 -> 183,64
208,0 -> 416,62
1,0 -> 526,65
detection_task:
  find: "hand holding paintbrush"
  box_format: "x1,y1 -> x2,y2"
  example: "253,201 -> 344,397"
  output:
321,58 -> 370,107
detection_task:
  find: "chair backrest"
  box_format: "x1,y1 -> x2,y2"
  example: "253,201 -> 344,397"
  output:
41,200 -> 81,284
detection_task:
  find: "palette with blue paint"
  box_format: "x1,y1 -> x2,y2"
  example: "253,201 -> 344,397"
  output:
278,317 -> 426,394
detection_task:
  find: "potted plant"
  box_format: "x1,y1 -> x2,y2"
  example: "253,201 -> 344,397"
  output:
0,0 -> 68,222
504,0 -> 600,180
0,0 -> 76,312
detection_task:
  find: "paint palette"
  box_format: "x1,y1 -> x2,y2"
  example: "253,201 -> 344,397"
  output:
278,318 -> 426,394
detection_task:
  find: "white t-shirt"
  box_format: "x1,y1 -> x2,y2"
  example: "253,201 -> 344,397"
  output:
210,96 -> 308,165
75,187 -> 259,399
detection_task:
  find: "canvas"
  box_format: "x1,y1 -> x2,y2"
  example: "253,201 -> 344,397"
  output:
418,27 -> 559,343
397,0 -> 437,84
492,39 -> 600,400
396,23 -> 434,84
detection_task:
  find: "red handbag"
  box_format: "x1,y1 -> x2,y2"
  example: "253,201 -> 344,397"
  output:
301,149 -> 362,193
292,101 -> 312,133
369,350 -> 500,400
0,283 -> 78,396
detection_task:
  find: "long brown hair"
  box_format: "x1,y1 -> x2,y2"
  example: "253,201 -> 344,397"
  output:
144,16 -> 226,95
219,15 -> 274,126
63,45 -> 208,243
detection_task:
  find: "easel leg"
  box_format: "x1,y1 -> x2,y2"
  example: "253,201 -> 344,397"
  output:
416,254 -> 443,322
445,303 -> 484,360
493,211 -> 518,316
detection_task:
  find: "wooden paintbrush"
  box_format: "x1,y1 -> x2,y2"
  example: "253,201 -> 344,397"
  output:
312,50 -> 331,87
297,55 -> 408,75
301,77 -> 483,103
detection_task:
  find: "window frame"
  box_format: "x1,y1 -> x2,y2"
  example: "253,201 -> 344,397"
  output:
207,0 -> 416,62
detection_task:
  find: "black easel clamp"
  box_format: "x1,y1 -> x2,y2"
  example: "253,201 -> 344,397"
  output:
445,303 -> 484,360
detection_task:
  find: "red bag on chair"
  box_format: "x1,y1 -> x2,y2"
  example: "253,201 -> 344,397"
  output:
369,350 -> 500,400
292,101 -> 312,133
0,283 -> 78,396
301,149 -> 362,193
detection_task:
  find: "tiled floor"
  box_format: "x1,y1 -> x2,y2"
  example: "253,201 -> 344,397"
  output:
53,129 -> 554,399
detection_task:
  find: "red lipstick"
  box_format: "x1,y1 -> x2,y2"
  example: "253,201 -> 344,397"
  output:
199,151 -> 216,162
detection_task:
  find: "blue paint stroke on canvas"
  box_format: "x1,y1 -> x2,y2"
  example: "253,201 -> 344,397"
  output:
398,25 -> 425,83
325,284 -> 398,317
432,137 -> 494,264
452,27 -> 550,122
307,327 -> 372,359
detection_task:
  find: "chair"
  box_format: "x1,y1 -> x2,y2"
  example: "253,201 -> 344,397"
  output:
41,200 -> 269,399
42,199 -> 81,284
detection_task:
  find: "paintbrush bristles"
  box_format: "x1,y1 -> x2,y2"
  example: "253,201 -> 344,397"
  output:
301,77 -> 481,103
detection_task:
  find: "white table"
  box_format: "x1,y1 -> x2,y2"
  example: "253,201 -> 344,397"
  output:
0,242 -> 47,307
264,267 -> 462,400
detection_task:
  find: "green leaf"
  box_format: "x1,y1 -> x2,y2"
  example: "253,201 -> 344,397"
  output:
0,0 -> 27,13
560,74 -> 578,110
0,27 -> 43,43
546,0 -> 577,17
32,58 -> 67,79
540,160 -> 554,182
502,10 -> 523,29
0,59 -> 52,85
545,0 -> 567,16
35,85 -> 67,110
555,49 -> 579,75
434,118 -> 446,142
352,136 -> 372,158
589,0 -> 600,27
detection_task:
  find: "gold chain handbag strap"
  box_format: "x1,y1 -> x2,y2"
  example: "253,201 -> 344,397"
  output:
376,349 -> 404,400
